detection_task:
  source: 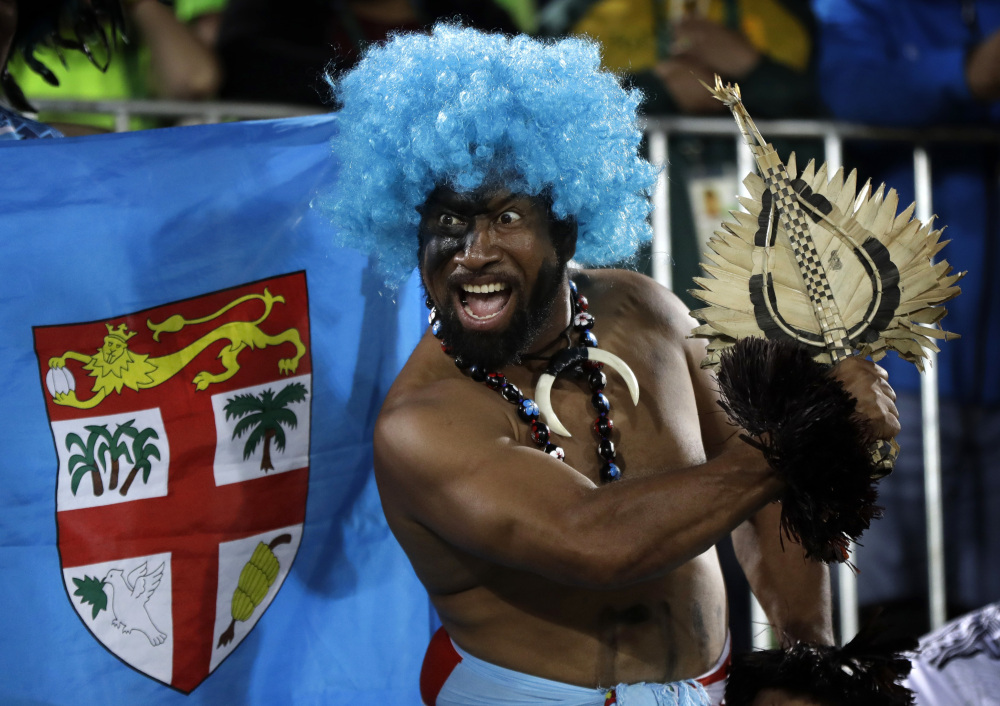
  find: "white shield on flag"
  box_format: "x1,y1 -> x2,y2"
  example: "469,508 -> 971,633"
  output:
35,272 -> 311,693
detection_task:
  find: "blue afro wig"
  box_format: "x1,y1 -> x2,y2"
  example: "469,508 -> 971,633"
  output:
317,24 -> 659,289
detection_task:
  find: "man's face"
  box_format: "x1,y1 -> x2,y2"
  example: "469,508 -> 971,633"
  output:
418,185 -> 574,371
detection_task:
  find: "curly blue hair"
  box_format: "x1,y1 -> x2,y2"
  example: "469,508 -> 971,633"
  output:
317,24 -> 659,289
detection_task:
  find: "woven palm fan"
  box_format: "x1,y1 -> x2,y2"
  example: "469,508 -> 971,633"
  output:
692,79 -> 962,370
689,77 -> 963,563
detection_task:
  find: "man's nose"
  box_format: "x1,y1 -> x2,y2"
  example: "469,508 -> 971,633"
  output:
455,219 -> 501,269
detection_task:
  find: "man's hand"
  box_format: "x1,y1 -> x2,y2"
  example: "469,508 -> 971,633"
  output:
653,56 -> 728,114
670,17 -> 761,78
828,357 -> 900,440
967,28 -> 1000,102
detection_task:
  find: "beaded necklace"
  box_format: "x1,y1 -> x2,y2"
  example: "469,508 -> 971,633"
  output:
428,280 -> 623,483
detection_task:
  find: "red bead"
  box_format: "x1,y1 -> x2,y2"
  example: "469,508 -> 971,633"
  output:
485,372 -> 505,390
594,416 -> 614,436
530,421 -> 550,445
577,295 -> 589,311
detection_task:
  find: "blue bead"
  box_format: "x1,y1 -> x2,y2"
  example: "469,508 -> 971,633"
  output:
591,392 -> 610,414
581,330 -> 598,348
431,319 -> 443,339
518,398 -> 540,422
568,280 -> 578,297
601,462 -> 621,483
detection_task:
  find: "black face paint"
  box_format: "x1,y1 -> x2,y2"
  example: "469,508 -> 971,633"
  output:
418,185 -> 573,370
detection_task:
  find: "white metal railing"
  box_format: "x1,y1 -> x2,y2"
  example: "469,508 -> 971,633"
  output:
30,98 -> 998,645
31,98 -> 325,132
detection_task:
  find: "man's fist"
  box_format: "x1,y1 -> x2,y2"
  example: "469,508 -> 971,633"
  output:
829,357 -> 900,440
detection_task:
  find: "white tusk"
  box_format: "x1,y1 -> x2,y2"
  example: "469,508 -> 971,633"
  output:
536,372 -> 572,437
587,348 -> 640,405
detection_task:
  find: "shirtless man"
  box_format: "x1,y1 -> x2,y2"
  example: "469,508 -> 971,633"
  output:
323,25 -> 900,706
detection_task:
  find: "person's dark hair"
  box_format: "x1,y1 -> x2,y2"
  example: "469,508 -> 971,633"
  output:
2,0 -> 125,112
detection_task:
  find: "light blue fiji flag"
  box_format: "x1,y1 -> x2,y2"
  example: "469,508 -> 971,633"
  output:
0,116 -> 432,705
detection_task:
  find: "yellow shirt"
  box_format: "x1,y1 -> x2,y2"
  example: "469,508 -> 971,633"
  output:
572,0 -> 809,74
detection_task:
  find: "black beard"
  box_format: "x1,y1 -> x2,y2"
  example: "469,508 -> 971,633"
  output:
433,261 -> 565,371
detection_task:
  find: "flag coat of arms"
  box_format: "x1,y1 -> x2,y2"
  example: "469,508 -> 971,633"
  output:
1,116 -> 432,704
36,273 -> 311,692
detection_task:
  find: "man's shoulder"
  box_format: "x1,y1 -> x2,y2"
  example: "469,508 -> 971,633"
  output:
576,267 -> 693,327
377,351 -> 515,463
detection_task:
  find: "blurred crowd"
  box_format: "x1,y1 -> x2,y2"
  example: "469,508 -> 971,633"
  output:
2,0 -> 998,701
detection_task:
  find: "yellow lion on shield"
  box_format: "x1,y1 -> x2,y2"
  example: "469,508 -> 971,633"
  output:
47,289 -> 306,409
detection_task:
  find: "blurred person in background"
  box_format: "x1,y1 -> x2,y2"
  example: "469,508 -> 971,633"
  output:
7,0 -> 224,133
812,0 -> 1000,640
905,601 -> 1000,705
216,0 -> 520,106
536,0 -> 817,118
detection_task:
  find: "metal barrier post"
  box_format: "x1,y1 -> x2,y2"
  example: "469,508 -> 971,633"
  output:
114,109 -> 130,133
649,130 -> 671,290
913,145 -> 947,631
822,133 -> 860,643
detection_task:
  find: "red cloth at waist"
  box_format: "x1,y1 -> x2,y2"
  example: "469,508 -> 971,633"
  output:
421,627 -> 463,705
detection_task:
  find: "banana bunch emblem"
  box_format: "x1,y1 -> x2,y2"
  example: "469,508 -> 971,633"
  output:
218,533 -> 291,647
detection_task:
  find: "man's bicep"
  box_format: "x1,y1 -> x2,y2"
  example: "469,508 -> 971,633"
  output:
374,404 -> 598,578
682,329 -> 735,458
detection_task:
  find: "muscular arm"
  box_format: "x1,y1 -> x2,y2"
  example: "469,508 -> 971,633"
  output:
376,372 -> 780,592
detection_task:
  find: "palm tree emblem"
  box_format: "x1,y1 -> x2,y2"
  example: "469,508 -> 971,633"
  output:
65,421 -> 161,497
224,383 -> 308,472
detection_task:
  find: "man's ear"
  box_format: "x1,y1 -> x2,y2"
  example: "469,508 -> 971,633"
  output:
552,217 -> 578,264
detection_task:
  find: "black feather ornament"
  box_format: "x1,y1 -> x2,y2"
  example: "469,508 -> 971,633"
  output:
725,617 -> 918,706
715,337 -> 882,563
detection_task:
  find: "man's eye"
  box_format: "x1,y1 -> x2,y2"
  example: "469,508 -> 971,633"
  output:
497,211 -> 521,225
438,213 -> 464,227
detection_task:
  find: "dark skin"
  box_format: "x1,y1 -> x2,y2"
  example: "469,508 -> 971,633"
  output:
375,187 -> 899,696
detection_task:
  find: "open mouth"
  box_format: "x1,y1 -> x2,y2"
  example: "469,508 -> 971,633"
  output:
458,281 -> 512,322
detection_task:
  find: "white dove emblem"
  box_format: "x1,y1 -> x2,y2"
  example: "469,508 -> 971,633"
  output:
102,562 -> 168,646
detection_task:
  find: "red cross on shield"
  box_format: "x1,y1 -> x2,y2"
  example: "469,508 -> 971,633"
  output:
34,272 -> 311,693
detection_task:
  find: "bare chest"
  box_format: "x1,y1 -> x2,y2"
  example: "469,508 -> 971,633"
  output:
506,340 -> 706,484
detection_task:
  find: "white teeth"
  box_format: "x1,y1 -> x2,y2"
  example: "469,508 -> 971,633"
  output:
463,305 -> 502,321
461,282 -> 509,294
